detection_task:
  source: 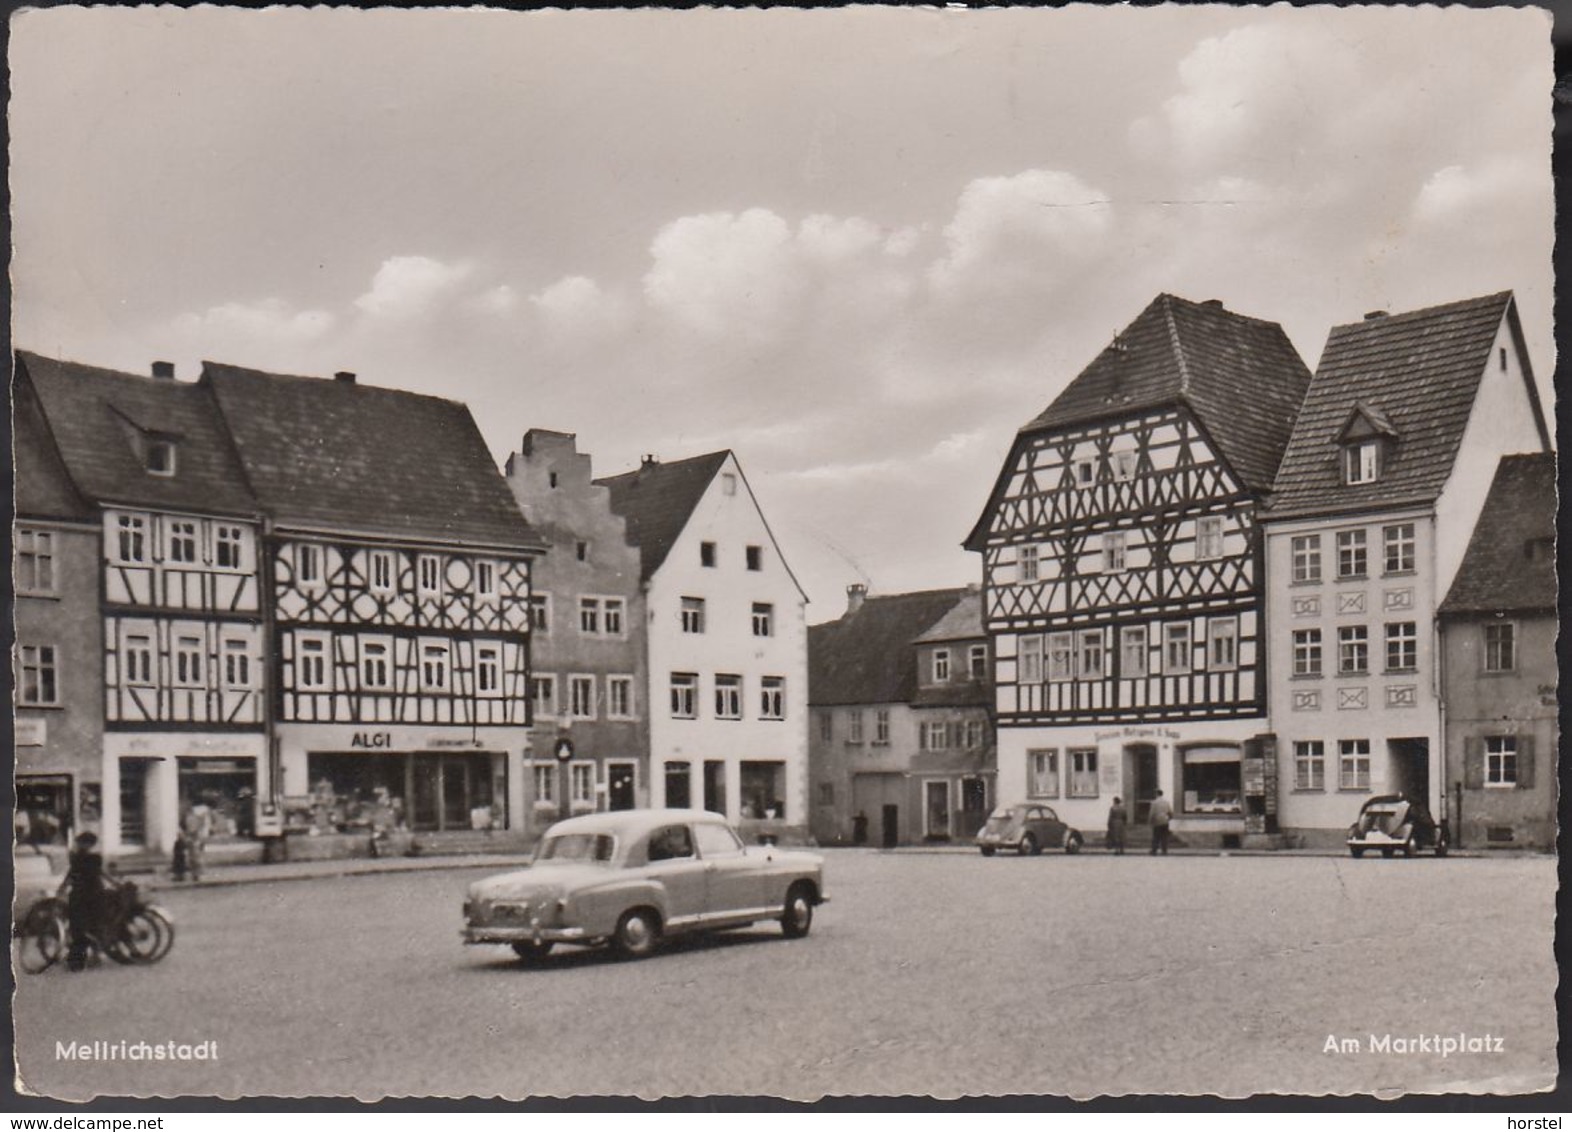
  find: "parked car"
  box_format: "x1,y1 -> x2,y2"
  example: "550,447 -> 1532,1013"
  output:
462,809 -> 827,962
976,803 -> 1084,856
1347,794 -> 1448,858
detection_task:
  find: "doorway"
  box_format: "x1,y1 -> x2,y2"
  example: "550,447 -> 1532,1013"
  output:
607,762 -> 636,810
664,762 -> 691,809
119,760 -> 150,847
1124,744 -> 1159,824
703,761 -> 727,815
1388,738 -> 1430,807
881,803 -> 900,849
959,776 -> 989,838
924,781 -> 952,840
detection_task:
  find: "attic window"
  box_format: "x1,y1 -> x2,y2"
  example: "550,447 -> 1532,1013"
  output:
549,472 -> 559,489
1525,537 -> 1554,563
722,473 -> 738,496
1342,440 -> 1381,486
1500,348 -> 1508,372
146,440 -> 176,477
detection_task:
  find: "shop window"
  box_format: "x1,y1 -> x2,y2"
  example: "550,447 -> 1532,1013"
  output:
1484,622 -> 1516,672
476,644 -> 503,697
933,649 -> 951,682
1383,523 -> 1415,574
1181,746 -> 1241,814
1338,739 -> 1371,790
1207,617 -> 1238,672
361,638 -> 393,691
167,521 -> 198,565
752,602 -> 774,637
1019,635 -> 1044,683
670,672 -> 698,719
569,675 -> 596,719
1336,529 -> 1367,579
740,762 -> 786,819
1120,626 -> 1147,678
531,675 -> 556,718
1068,749 -> 1098,798
1292,629 -> 1322,677
17,645 -> 59,706
1485,736 -> 1518,787
1384,622 -> 1417,672
760,676 -> 785,720
1337,625 -> 1369,675
1028,749 -> 1059,798
1291,534 -> 1322,583
714,674 -> 743,720
1293,741 -> 1325,791
607,675 -> 635,719
15,529 -> 56,594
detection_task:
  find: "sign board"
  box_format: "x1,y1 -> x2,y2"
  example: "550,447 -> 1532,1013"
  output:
554,737 -> 575,763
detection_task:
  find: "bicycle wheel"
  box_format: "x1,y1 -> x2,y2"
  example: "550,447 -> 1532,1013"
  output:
14,902 -> 65,974
143,908 -> 175,962
117,909 -> 170,964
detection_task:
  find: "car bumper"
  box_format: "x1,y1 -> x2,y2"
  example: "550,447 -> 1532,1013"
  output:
463,924 -> 591,945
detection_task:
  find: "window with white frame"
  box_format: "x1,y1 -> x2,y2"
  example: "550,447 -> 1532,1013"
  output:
533,763 -> 555,804
1019,635 -> 1044,683
123,632 -> 154,686
146,439 -> 176,476
1078,630 -> 1104,681
874,708 -> 890,744
214,524 -> 246,571
603,598 -> 624,636
1196,516 -> 1224,561
17,645 -> 59,705
1120,626 -> 1147,678
715,674 -> 742,720
570,763 -> 596,806
1336,529 -> 1367,579
1293,740 -> 1325,791
680,597 -> 705,634
116,515 -> 148,564
848,710 -> 864,743
417,554 -> 443,600
968,644 -> 988,679
1164,623 -> 1192,674
1383,523 -> 1415,574
1337,625 -> 1369,675
1290,534 -> 1322,583
476,643 -> 503,697
670,673 -> 698,719
1047,632 -> 1075,682
15,529 -> 55,593
933,649 -> 951,682
1484,622 -> 1516,672
1292,629 -> 1322,677
1019,544 -> 1040,583
760,676 -> 785,720
1485,735 -> 1518,786
529,594 -> 550,634
1384,621 -> 1417,672
1101,530 -> 1128,573
1111,449 -> 1137,482
569,674 -> 596,719
474,560 -> 499,602
369,550 -> 396,595
1338,739 -> 1370,790
1028,749 -> 1059,797
361,637 -> 392,691
965,719 -> 984,749
531,675 -> 557,719
1343,440 -> 1380,486
221,636 -> 252,689
297,543 -> 325,589
420,640 -> 451,692
295,633 -> 329,688
1207,617 -> 1238,671
1073,457 -> 1096,487
167,520 -> 198,564
173,633 -> 204,687
607,675 -> 635,719
1068,748 -> 1099,798
752,602 -> 774,637
921,721 -> 949,750
579,598 -> 600,635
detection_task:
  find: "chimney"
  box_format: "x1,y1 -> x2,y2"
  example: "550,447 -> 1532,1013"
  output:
1363,310 -> 1389,321
641,454 -> 659,467
1202,299 -> 1224,309
151,361 -> 175,380
846,583 -> 868,615
334,371 -> 357,384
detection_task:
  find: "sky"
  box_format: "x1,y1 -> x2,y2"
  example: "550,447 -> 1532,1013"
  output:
9,5 -> 1555,622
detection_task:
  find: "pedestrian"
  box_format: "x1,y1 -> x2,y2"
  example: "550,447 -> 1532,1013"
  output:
1149,789 -> 1174,856
183,800 -> 213,881
63,831 -> 107,971
1106,796 -> 1128,855
171,830 -> 190,882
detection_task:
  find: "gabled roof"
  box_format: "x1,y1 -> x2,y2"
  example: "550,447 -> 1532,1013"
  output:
12,368 -> 94,521
1022,294 -> 1311,492
1438,453 -> 1557,616
1338,401 -> 1398,441
202,362 -> 544,552
1269,292 -> 1548,520
912,589 -> 984,645
17,351 -> 259,518
595,451 -> 731,583
808,588 -> 969,707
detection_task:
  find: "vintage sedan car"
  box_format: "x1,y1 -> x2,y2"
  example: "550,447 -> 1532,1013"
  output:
976,802 -> 1084,856
1347,794 -> 1448,858
462,809 -> 827,961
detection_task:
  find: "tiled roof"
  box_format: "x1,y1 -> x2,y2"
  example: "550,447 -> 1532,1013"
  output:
909,682 -> 991,709
1438,453 -> 1557,615
596,452 -> 730,583
808,588 -> 969,707
913,589 -> 983,644
12,369 -> 93,521
17,351 -> 259,518
1268,292 -> 1541,519
202,362 -> 543,551
1023,293 -> 1312,493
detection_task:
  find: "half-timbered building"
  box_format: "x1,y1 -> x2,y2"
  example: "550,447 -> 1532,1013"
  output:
19,353 -> 268,855
1263,293 -> 1551,844
202,364 -> 547,834
965,295 -> 1311,844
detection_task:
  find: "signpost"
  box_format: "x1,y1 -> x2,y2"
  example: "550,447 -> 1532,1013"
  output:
554,736 -> 574,820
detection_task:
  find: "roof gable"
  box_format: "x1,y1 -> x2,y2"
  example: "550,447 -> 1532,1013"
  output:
595,451 -> 731,583
1337,402 -> 1398,442
201,362 -> 543,551
809,588 -> 971,707
1438,453 -> 1557,615
1269,292 -> 1527,519
12,368 -> 93,520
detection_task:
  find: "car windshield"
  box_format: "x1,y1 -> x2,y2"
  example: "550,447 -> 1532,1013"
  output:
987,807 -> 1017,822
536,832 -> 617,864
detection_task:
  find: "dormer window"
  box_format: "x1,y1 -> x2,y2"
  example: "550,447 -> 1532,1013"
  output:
1343,440 -> 1380,485
146,439 -> 176,476
1336,402 -> 1397,487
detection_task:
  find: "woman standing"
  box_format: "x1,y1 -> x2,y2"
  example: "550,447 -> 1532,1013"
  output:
1106,797 -> 1128,855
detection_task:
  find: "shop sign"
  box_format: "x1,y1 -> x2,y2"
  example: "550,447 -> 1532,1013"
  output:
351,732 -> 394,749
14,718 -> 46,747
427,737 -> 482,749
1094,726 -> 1182,743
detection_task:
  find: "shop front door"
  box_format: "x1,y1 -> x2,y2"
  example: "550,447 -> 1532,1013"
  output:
119,760 -> 150,847
17,775 -> 73,846
924,781 -> 951,840
607,763 -> 636,810
1389,738 -> 1430,808
412,755 -> 441,831
1124,744 -> 1159,825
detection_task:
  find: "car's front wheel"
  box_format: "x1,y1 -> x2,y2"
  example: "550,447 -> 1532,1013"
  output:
1064,831 -> 1083,855
511,941 -> 554,962
1019,833 -> 1040,856
979,845 -> 995,857
612,908 -> 661,960
1349,846 -> 1364,859
782,883 -> 814,939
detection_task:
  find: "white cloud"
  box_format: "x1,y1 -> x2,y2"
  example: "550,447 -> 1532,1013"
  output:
354,255 -> 474,319
171,297 -> 335,345
643,208 -> 801,338
1413,156 -> 1542,227
473,284 -> 521,316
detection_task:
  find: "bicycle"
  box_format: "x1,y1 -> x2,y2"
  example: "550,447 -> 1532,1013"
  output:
13,880 -> 175,972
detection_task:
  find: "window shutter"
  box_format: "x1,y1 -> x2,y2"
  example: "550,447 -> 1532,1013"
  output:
1463,735 -> 1485,790
1516,735 -> 1535,790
